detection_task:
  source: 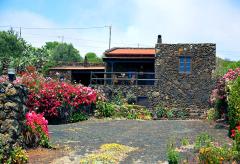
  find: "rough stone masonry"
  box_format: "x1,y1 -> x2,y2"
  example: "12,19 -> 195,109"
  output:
0,83 -> 28,160
154,42 -> 216,117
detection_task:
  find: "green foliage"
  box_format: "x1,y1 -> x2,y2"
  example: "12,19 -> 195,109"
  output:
111,91 -> 125,106
6,146 -> 28,164
115,104 -> 152,120
0,30 -> 27,74
51,43 -> 83,62
167,139 -> 180,164
207,108 -> 220,121
44,41 -> 60,51
175,110 -> 188,119
154,103 -> 167,118
198,144 -> 238,164
166,110 -> 174,119
95,101 -> 116,118
85,52 -> 102,63
233,130 -> 240,154
228,76 -> 240,131
214,57 -> 240,77
181,137 -> 189,146
194,133 -> 213,150
69,112 -> 88,123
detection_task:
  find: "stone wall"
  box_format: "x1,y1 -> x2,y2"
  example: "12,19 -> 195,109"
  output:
155,43 -> 216,113
0,83 -> 28,160
94,85 -> 204,118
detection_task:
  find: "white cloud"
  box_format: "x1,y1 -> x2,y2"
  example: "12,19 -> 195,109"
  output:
0,0 -> 240,60
127,0 -> 240,60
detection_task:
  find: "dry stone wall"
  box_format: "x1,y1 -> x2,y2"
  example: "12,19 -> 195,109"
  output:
0,83 -> 28,160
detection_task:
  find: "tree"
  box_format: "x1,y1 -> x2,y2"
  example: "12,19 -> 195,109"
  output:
85,52 -> 102,63
0,30 -> 26,74
44,41 -> 60,51
51,43 -> 83,62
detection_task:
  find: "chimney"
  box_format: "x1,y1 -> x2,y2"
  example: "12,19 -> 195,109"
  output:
157,35 -> 162,44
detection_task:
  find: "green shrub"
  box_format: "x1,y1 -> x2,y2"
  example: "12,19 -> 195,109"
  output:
194,133 -> 213,150
115,104 -> 152,120
207,108 -> 219,121
154,104 -> 167,118
6,146 -> 28,164
166,109 -> 174,119
198,145 -> 238,164
175,110 -> 188,119
111,91 -> 125,106
167,139 -> 180,164
181,137 -> 190,146
95,101 -> 115,118
69,112 -> 88,123
228,76 -> 240,132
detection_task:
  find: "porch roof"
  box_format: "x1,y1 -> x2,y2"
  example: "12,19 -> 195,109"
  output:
49,66 -> 105,70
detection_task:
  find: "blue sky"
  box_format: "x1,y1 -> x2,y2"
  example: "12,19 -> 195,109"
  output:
0,0 -> 240,60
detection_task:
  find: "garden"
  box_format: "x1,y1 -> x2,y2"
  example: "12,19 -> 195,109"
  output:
1,30 -> 240,163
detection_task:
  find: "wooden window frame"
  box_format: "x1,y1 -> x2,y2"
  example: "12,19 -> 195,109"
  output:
178,55 -> 192,74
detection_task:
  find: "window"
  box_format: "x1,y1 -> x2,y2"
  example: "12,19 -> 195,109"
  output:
179,56 -> 191,74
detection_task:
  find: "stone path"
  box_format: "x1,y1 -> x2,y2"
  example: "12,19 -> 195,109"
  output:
49,120 -> 230,163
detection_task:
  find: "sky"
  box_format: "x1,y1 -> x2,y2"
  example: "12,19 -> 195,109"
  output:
0,0 -> 240,60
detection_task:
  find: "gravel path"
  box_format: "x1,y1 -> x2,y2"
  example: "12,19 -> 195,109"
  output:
49,120 -> 230,163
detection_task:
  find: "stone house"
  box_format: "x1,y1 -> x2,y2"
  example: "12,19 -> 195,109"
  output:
49,35 -> 216,117
93,35 -> 216,118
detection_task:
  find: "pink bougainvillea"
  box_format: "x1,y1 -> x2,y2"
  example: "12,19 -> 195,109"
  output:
0,75 -> 8,83
223,68 -> 240,81
27,80 -> 97,118
25,111 -> 49,138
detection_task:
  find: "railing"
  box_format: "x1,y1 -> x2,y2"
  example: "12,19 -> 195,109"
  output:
55,61 -> 105,67
90,72 -> 155,85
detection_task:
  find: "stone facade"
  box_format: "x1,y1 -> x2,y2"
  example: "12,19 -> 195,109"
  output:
155,43 -> 216,109
0,83 -> 28,160
95,43 -> 216,118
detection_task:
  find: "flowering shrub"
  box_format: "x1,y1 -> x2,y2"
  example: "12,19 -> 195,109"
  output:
210,68 -> 240,118
27,81 -> 97,120
228,76 -> 240,134
223,68 -> 240,82
25,111 -> 50,147
0,75 -> 8,83
231,125 -> 240,138
8,147 -> 29,164
198,145 -> 237,163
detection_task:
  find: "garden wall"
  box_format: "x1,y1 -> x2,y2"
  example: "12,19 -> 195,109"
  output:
0,83 -> 28,159
94,85 -> 207,118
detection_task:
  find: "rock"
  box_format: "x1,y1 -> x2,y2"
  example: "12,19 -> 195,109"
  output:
6,88 -> 17,96
4,102 -> 17,108
152,91 -> 160,98
0,83 -> 28,159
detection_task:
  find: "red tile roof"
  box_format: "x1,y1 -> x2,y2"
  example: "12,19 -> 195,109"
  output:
105,48 -> 155,57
